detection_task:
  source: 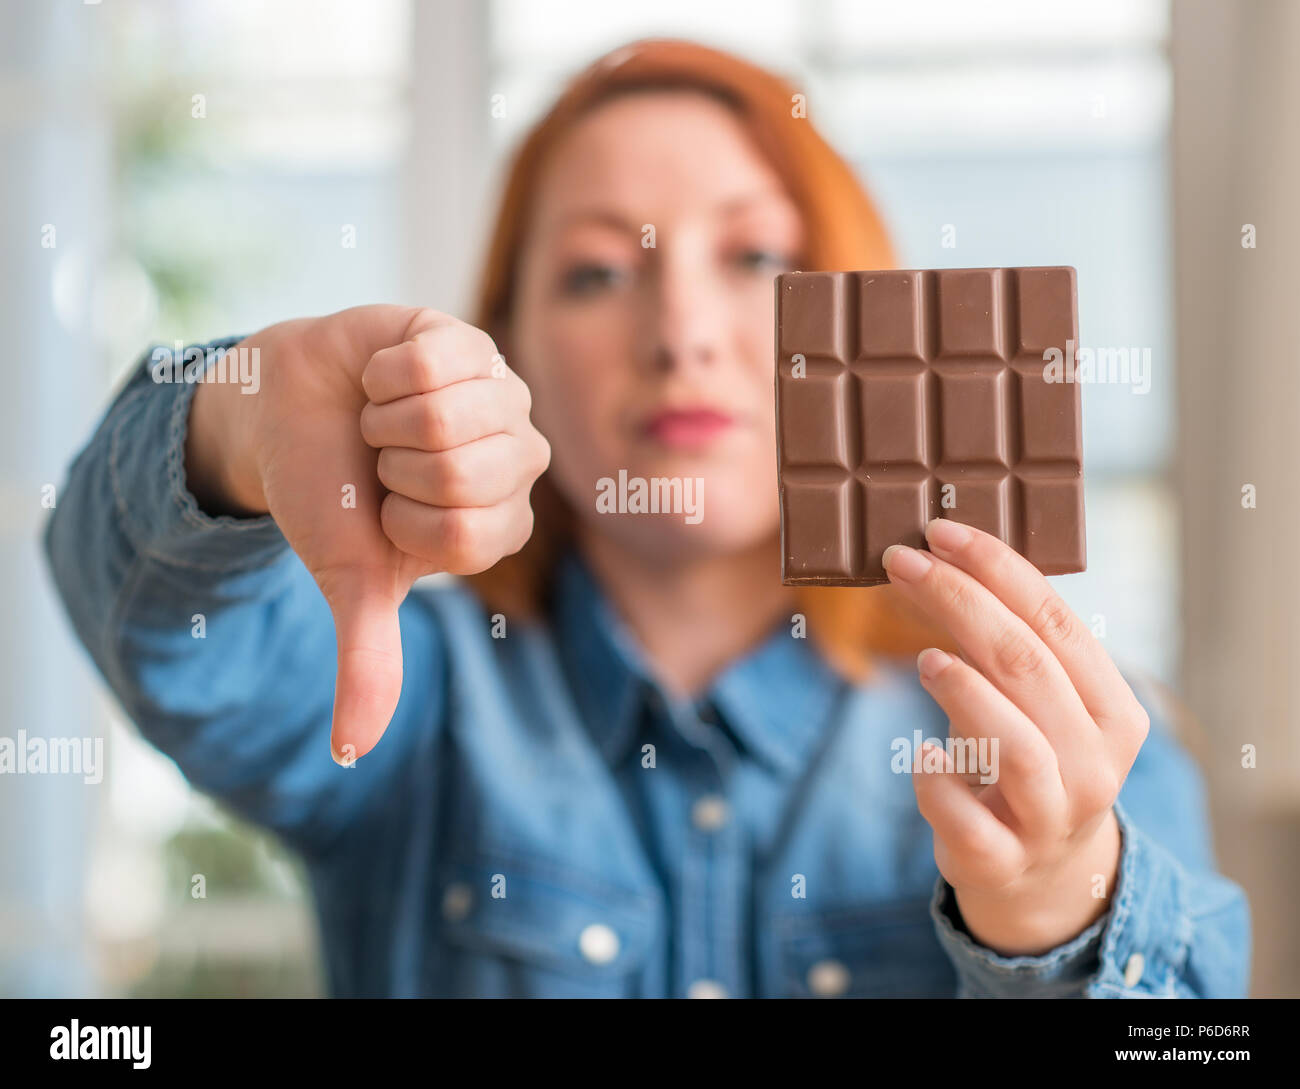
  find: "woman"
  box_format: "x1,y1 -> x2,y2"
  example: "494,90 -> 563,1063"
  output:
45,38 -> 1248,998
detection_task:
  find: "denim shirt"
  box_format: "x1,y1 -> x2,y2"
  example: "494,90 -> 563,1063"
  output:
43,341 -> 1252,998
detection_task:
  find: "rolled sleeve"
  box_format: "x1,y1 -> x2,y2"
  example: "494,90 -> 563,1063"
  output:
929,798 -> 1250,998
929,848 -> 1108,999
109,336 -> 287,573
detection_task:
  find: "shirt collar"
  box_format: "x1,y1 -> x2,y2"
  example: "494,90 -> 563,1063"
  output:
548,548 -> 846,775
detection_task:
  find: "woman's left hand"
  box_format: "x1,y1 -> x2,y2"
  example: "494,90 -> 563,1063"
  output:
883,517 -> 1150,957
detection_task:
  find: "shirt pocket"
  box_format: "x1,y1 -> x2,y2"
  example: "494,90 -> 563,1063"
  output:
773,896 -> 958,998
434,849 -> 659,998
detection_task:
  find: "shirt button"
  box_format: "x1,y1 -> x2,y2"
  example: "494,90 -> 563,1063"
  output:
807,959 -> 851,997
441,882 -> 473,922
687,979 -> 729,999
1123,953 -> 1145,988
578,923 -> 621,965
691,794 -> 730,832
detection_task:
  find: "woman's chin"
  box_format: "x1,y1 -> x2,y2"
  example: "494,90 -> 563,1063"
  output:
583,487 -> 779,565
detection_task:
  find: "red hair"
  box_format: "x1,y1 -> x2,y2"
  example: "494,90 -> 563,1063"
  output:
465,37 -> 953,678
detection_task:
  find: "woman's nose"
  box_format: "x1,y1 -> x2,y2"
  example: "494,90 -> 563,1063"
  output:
642,258 -> 722,375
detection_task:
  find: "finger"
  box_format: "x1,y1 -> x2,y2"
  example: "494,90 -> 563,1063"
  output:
377,434 -> 537,508
361,320 -> 503,405
360,377 -> 526,452
379,491 -> 533,574
319,567 -> 406,765
911,742 -> 1027,889
882,543 -> 1098,775
916,648 -> 1068,839
924,517 -> 1146,736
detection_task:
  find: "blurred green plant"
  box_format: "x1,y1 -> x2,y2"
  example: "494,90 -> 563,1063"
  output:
113,76 -> 281,341
127,814 -> 323,998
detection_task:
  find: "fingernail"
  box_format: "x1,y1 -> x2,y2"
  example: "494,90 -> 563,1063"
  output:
925,517 -> 970,553
331,742 -> 350,767
882,543 -> 932,582
917,647 -> 954,680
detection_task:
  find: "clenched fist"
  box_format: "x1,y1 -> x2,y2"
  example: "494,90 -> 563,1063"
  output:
185,305 -> 550,764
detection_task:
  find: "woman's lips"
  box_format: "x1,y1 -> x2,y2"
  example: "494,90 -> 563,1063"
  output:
642,408 -> 736,449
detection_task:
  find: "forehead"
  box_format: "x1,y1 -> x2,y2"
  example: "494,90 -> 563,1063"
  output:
531,89 -> 792,226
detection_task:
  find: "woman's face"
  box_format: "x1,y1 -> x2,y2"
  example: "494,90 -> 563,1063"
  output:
510,89 -> 805,564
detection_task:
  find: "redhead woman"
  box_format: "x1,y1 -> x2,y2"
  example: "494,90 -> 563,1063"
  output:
45,38 -> 1248,998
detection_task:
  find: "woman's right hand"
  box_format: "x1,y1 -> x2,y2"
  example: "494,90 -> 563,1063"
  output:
185,305 -> 551,764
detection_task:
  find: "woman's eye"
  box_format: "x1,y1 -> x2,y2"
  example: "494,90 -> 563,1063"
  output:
561,263 -> 624,296
735,249 -> 789,273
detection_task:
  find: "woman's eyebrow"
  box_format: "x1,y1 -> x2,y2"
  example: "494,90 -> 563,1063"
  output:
548,191 -> 796,236
713,189 -> 796,217
548,209 -> 640,235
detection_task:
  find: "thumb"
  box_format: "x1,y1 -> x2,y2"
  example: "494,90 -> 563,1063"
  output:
322,570 -> 406,765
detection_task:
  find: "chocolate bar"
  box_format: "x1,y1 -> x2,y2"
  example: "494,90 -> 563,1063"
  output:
775,267 -> 1085,585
